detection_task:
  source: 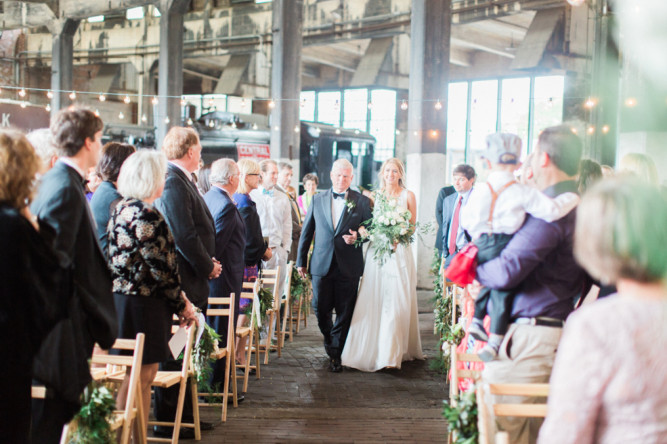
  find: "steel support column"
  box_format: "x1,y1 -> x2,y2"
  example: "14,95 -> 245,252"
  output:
49,19 -> 80,115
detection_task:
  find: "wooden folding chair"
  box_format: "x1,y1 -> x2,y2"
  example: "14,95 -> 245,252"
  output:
200,292 -> 238,422
279,262 -> 294,347
235,281 -> 261,392
476,382 -> 550,444
449,344 -> 482,403
91,333 -> 148,444
147,323 -> 200,443
259,266 -> 282,364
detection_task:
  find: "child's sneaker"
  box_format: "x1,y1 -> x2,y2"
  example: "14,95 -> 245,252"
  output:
468,322 -> 489,342
478,344 -> 498,362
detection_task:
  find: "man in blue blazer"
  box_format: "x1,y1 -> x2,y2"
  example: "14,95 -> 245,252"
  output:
203,159 -> 246,390
296,159 -> 372,372
30,107 -> 117,443
441,164 -> 476,268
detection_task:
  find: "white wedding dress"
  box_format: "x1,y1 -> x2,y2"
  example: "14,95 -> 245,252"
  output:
341,189 -> 424,372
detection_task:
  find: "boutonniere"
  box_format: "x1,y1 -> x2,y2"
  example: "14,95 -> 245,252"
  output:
345,199 -> 356,211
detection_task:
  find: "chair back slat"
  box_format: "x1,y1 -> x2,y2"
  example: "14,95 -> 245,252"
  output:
207,308 -> 231,316
488,383 -> 549,397
493,404 -> 548,418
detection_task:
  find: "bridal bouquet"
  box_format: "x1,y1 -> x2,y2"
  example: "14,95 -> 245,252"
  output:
356,192 -> 415,265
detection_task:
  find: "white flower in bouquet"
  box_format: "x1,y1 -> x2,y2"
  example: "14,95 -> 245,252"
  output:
390,219 -> 396,225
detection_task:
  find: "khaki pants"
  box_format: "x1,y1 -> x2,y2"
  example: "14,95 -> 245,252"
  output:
482,323 -> 562,444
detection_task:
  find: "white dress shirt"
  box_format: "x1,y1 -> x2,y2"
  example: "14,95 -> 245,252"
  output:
331,190 -> 347,229
250,185 -> 292,253
460,170 -> 580,240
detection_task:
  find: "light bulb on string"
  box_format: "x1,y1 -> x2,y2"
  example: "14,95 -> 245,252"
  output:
99,94 -> 106,102
413,131 -> 418,136
18,89 -> 26,98
335,128 -> 341,135
94,109 -> 100,117
45,104 -> 51,112
602,125 -> 610,134
252,123 -> 258,130
294,125 -> 300,133
208,97 -> 215,107
187,118 -> 193,126
69,91 -> 76,100
624,97 -> 637,107
566,0 -> 585,6
46,91 -> 53,99
209,121 -> 215,128
118,111 -> 125,120
400,100 -> 408,111
367,101 -> 373,110
231,121 -> 237,129
152,96 -> 159,105
20,101 -> 26,108
587,125 -> 595,135
354,129 -> 360,135
584,97 -> 597,109
395,129 -> 401,135
181,98 -> 186,106
570,127 -> 578,134
434,100 -> 443,111
164,117 -> 170,124
141,114 -> 147,123
268,99 -> 275,109
274,125 -> 280,131
430,129 -> 439,138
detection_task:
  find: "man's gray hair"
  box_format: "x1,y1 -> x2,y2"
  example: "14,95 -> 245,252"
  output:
26,128 -> 58,166
278,161 -> 293,171
210,158 -> 239,185
331,158 -> 353,173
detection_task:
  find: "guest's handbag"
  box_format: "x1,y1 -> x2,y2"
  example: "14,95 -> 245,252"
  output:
444,243 -> 479,285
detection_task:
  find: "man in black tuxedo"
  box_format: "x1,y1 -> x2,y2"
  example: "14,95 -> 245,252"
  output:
203,159 -> 246,391
153,126 -> 222,438
30,107 -> 117,443
296,159 -> 372,372
435,185 -> 456,256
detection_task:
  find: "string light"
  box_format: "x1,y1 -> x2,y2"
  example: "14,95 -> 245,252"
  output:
124,95 -> 131,104
294,125 -> 300,133
46,91 -> 53,99
570,127 -> 578,134
395,129 -> 401,135
164,117 -> 170,124
273,125 -> 280,131
367,101 -> 373,109
587,125 -> 595,135
118,111 -> 124,119
602,125 -> 610,134
152,96 -> 159,105
69,91 -> 76,100
430,129 -> 439,138
413,131 -> 418,136
252,123 -> 258,130
400,100 -> 408,111
268,99 -> 275,109
18,89 -> 26,98
335,128 -> 341,135
20,101 -> 26,108
181,98 -> 187,106
141,114 -> 147,123
98,94 -> 106,102
584,97 -> 597,109
566,0 -> 585,6
354,129 -> 360,134
624,97 -> 637,107
94,109 -> 100,116
45,104 -> 51,112
434,100 -> 443,111
208,97 -> 215,107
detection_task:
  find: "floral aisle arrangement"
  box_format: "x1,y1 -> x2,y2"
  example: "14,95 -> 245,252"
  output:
442,387 -> 479,444
290,266 -> 312,316
356,191 -> 417,265
192,321 -> 221,388
67,382 -> 116,443
431,251 -> 464,375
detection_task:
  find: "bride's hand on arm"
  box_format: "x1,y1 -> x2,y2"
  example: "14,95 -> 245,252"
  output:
342,229 -> 358,245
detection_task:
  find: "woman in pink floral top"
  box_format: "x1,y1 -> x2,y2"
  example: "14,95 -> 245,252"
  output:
538,178 -> 667,444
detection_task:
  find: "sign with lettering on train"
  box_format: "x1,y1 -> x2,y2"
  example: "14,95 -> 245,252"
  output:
0,102 -> 51,132
237,142 -> 271,159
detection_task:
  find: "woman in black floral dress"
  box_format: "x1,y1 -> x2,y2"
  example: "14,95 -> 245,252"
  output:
108,149 -> 197,425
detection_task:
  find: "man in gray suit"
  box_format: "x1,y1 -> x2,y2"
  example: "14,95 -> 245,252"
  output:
296,159 -> 372,372
30,107 -> 117,443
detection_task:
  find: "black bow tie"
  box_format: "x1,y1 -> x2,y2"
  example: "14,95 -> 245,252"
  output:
333,191 -> 346,200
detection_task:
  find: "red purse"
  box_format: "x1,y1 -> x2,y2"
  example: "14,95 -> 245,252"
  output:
444,243 -> 479,285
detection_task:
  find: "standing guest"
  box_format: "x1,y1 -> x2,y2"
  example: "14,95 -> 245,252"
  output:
30,107 -> 118,443
276,162 -> 302,262
90,142 -> 136,256
250,159 -> 292,298
297,173 -> 318,216
296,159 -> 373,373
26,128 -> 59,175
434,184 -> 456,256
518,153 -> 537,187
600,164 -> 614,178
577,158 -> 602,194
108,150 -> 197,429
233,158 -> 272,366
203,159 -> 246,396
476,125 -> 589,444
0,130 -> 63,444
153,126 -> 220,439
441,164 -> 476,268
619,152 -> 659,186
197,163 -> 212,195
539,179 -> 667,444
85,167 -> 103,201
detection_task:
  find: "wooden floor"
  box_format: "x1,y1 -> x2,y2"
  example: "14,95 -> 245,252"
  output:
190,290 -> 448,443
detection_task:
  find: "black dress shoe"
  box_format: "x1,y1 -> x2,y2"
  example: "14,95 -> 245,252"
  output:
199,420 -> 215,431
228,394 -> 245,404
153,426 -> 195,440
329,358 -> 342,373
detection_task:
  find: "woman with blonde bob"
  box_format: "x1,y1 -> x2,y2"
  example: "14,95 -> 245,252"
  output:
108,149 -> 197,428
538,178 -> 667,443
342,157 -> 424,372
618,152 -> 659,185
0,130 -> 63,442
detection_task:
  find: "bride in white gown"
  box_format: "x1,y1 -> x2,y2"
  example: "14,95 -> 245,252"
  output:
341,158 -> 424,372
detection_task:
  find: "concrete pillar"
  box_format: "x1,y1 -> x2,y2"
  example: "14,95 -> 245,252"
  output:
156,0 -> 189,147
49,19 -> 80,115
406,0 -> 451,288
270,0 -> 304,160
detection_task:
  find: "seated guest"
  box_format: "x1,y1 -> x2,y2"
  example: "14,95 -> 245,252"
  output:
108,149 -> 197,429
90,142 -> 136,255
0,130 -> 63,443
233,158 -> 272,366
538,178 -> 667,443
297,173 -> 318,216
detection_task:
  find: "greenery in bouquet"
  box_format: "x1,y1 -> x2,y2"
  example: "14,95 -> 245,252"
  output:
442,387 -> 479,444
67,381 -> 116,443
290,266 -> 312,316
355,191 -> 415,265
191,321 -> 221,393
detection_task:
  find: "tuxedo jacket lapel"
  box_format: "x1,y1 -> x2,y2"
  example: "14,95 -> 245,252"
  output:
320,189 -> 335,233
334,190 -> 357,236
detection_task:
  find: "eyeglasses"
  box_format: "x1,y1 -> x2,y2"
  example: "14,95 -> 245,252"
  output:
247,173 -> 260,176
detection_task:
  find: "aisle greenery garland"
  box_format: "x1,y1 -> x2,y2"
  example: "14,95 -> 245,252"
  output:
67,382 -> 116,444
442,388 -> 479,444
290,266 -> 311,316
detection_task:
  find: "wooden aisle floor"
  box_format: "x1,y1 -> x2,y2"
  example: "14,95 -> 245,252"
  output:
192,290 -> 448,443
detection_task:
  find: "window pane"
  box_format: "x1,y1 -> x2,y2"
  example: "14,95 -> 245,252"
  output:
369,89 -> 397,162
227,96 -> 251,114
469,80 -> 498,166
300,91 -> 316,122
532,76 -> 565,149
343,88 -> 368,131
446,82 -> 468,183
500,77 -> 531,158
317,91 -> 341,126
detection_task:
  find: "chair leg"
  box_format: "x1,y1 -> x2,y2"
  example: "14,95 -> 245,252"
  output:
253,328 -> 261,380
264,311 -> 275,365
189,377 -> 201,440
171,380 -> 189,444
131,382 -> 147,444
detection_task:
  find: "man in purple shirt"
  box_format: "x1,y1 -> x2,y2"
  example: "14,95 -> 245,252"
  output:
476,125 -> 589,444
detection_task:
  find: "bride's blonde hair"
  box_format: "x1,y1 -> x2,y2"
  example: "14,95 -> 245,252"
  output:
378,157 -> 406,190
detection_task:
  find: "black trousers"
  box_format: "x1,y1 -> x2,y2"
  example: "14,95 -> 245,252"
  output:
311,258 -> 360,360
473,233 -> 515,336
30,395 -> 79,444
